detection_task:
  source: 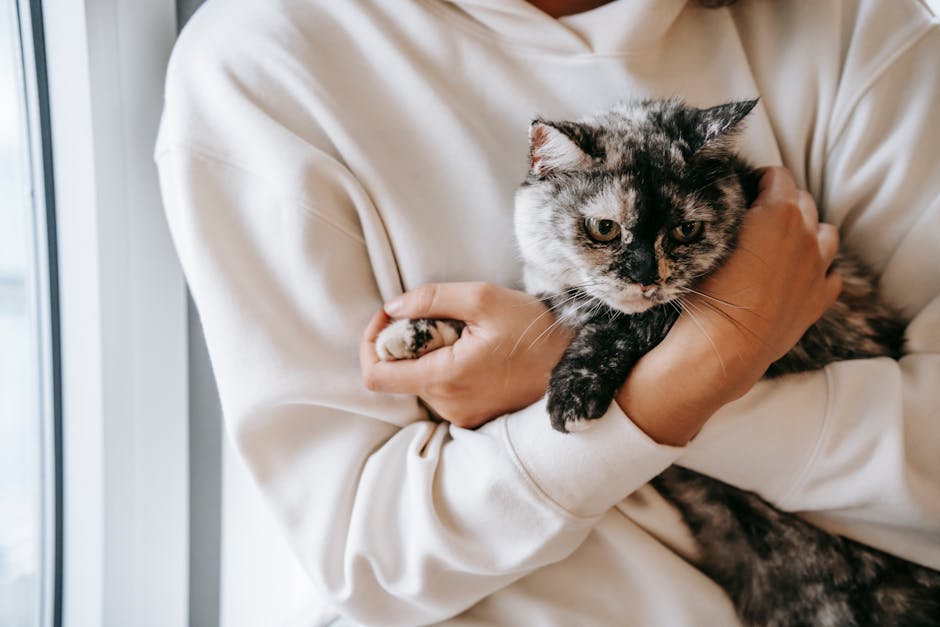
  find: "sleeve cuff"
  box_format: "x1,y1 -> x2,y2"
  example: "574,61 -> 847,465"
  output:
678,369 -> 830,505
500,397 -> 685,518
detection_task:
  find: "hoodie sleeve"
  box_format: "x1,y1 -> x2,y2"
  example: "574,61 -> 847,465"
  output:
155,9 -> 681,626
679,19 -> 940,568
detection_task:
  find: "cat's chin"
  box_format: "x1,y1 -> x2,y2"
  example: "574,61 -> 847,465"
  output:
607,293 -> 657,314
586,284 -> 660,314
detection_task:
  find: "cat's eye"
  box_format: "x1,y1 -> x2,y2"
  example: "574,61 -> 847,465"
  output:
584,218 -> 621,243
670,220 -> 704,243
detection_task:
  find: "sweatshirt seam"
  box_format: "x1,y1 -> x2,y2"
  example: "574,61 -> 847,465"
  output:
778,367 -> 836,510
911,0 -> 939,19
826,23 -> 936,154
500,418 -> 600,523
156,143 -> 367,244
295,205 -> 367,245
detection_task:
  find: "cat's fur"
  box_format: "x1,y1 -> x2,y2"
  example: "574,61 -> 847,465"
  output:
514,98 -> 905,433
375,99 -> 938,625
652,466 -> 940,626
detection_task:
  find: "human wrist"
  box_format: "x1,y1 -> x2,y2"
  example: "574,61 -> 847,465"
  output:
615,318 -> 764,446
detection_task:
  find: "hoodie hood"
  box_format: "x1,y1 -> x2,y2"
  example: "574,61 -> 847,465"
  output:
441,0 -> 689,55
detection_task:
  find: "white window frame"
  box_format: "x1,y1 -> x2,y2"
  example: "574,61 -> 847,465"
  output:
41,2 -> 188,626
14,1 -> 61,624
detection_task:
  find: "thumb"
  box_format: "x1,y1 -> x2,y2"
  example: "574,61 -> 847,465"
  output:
383,282 -> 492,322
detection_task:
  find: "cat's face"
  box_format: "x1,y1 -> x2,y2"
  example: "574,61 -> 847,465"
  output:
515,99 -> 757,315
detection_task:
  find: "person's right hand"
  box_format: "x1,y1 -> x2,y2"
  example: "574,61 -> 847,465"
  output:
617,167 -> 843,446
360,283 -> 573,429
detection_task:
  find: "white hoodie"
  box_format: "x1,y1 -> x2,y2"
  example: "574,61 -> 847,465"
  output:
156,1 -> 940,625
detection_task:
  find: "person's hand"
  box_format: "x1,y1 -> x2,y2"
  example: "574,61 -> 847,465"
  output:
618,167 -> 842,446
360,283 -> 573,428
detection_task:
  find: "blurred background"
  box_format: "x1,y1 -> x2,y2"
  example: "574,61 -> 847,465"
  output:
2,2 -> 45,623
0,1 -> 323,625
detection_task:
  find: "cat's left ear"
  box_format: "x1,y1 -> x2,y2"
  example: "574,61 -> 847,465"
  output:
690,98 -> 759,154
528,120 -> 596,177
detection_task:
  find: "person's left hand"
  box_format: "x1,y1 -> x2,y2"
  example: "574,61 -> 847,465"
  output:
360,283 -> 573,428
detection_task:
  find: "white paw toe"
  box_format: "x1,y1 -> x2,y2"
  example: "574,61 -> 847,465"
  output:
374,319 -> 415,361
564,417 -> 593,433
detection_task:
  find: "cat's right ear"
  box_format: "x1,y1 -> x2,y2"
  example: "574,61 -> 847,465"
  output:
687,99 -> 759,156
528,120 -> 594,177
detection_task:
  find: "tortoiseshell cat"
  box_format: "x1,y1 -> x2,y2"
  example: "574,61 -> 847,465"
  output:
376,99 -> 939,625
515,99 -> 907,432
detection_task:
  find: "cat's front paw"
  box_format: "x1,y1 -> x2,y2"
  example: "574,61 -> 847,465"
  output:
374,318 -> 464,361
547,370 -> 616,433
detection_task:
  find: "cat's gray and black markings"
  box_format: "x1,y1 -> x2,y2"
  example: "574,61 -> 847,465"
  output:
540,296 -> 679,432
514,98 -> 934,626
515,98 -> 904,432
651,466 -> 940,626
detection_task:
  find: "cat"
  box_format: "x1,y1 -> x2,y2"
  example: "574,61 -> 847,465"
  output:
514,98 -> 905,433
375,99 -> 939,625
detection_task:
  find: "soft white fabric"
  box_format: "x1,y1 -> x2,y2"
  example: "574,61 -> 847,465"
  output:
155,1 -> 940,625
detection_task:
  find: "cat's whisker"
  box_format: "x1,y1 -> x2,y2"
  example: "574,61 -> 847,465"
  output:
677,298 -> 727,376
689,296 -> 771,352
506,288 -> 587,360
679,287 -> 761,316
509,284 -> 591,311
538,292 -> 590,323
525,294 -> 599,351
685,297 -> 755,367
550,281 -> 608,311
525,313 -> 571,351
508,305 -> 566,359
525,305 -> 581,352
589,303 -> 604,322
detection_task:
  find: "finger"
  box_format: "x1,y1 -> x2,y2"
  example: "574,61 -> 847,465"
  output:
824,270 -> 843,307
817,223 -> 840,269
360,308 -> 391,372
383,282 -> 491,322
755,166 -> 797,199
797,189 -> 819,230
363,307 -> 392,343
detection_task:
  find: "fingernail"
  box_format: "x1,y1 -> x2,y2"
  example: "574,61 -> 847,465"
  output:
384,296 -> 403,316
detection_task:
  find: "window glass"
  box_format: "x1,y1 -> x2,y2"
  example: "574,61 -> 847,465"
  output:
0,2 -> 44,626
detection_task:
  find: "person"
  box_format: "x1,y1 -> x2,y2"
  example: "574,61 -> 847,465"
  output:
155,0 -> 940,624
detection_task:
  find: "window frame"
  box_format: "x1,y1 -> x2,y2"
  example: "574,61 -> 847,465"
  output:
14,1 -> 62,625
40,1 -> 188,626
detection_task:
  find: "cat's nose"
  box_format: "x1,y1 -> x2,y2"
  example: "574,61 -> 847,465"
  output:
626,267 -> 658,286
624,246 -> 658,285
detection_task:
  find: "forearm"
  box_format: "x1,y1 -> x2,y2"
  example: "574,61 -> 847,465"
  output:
615,325 -> 756,447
